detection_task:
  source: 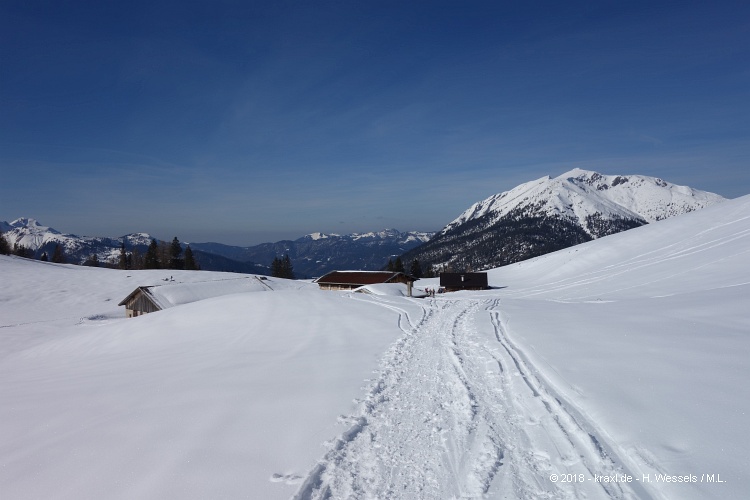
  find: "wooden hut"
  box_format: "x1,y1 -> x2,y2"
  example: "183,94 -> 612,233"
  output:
439,272 -> 489,292
118,286 -> 164,317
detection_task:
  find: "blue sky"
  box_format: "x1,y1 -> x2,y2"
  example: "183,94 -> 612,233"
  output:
2,1 -> 748,245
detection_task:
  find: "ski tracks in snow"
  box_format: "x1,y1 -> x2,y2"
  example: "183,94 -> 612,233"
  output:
294,298 -> 647,500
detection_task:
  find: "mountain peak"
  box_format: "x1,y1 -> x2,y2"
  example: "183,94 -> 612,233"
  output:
405,169 -> 727,273
11,217 -> 45,228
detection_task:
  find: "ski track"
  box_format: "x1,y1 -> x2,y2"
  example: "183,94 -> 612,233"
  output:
294,298 -> 648,500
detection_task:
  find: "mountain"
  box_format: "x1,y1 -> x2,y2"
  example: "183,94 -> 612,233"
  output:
190,229 -> 434,278
402,168 -> 726,272
0,218 -> 153,264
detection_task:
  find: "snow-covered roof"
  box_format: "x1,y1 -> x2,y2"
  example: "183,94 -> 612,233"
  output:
119,276 -> 273,310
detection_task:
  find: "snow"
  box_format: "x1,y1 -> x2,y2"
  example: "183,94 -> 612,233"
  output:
0,262 -> 404,499
307,232 -> 332,240
442,169 -> 726,236
1,193 -> 748,499
480,194 -> 750,499
354,283 -> 417,297
142,276 -> 277,309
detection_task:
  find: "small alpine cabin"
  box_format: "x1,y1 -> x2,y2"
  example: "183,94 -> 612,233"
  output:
315,271 -> 417,296
439,272 -> 489,292
118,286 -> 164,317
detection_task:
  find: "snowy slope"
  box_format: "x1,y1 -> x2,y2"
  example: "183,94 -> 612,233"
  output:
443,169 -> 726,236
0,261 -> 408,499
483,194 -> 750,499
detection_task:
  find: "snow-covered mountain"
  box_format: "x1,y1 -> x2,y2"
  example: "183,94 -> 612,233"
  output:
404,169 -> 726,271
444,168 -> 725,236
0,218 -> 153,264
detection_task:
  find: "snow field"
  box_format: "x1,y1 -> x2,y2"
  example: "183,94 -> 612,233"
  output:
297,296 -> 644,499
0,265 -> 403,500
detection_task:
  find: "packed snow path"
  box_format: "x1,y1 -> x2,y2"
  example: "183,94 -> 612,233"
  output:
295,298 -> 648,500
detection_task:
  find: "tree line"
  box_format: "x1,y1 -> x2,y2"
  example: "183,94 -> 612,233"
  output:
120,237 -> 199,270
270,254 -> 294,279
383,256 -> 438,278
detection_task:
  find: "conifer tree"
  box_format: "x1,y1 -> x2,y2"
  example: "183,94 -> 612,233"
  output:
271,256 -> 282,277
409,258 -> 423,278
393,256 -> 405,273
144,239 -> 160,269
169,237 -> 183,269
385,258 -> 395,272
157,240 -> 170,269
118,242 -> 128,270
51,244 -> 65,263
184,245 -> 198,270
282,254 -> 295,279
0,230 -> 10,255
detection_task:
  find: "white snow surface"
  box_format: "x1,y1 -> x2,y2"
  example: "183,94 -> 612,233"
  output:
443,169 -> 726,236
1,194 -> 749,499
353,283 -> 416,297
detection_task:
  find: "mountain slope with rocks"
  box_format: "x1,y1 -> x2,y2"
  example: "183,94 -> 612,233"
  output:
402,169 -> 726,272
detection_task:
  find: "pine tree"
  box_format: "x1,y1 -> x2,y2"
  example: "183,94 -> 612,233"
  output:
118,242 -> 128,270
409,258 -> 423,278
84,254 -> 100,267
157,240 -> 170,269
184,245 -> 198,270
144,239 -> 160,269
0,230 -> 10,255
131,248 -> 143,269
385,258 -> 395,272
393,256 -> 405,273
169,237 -> 183,269
271,256 -> 282,277
51,244 -> 65,263
282,254 -> 295,279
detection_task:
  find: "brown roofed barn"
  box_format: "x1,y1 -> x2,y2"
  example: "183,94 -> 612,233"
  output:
315,271 -> 417,296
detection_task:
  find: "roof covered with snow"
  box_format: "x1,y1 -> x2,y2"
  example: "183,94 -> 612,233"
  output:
119,276 -> 274,310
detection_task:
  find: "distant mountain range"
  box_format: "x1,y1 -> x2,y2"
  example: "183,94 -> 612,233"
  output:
0,219 -> 432,277
401,168 -> 726,272
190,229 -> 433,278
0,218 -> 155,263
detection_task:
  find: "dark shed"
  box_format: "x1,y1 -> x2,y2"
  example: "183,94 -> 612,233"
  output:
439,272 -> 489,291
